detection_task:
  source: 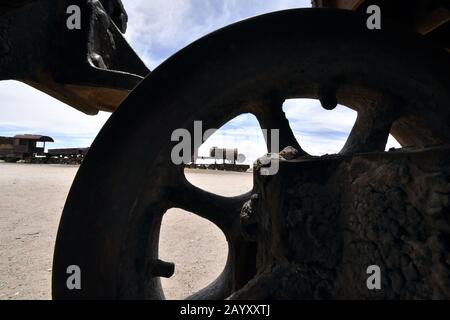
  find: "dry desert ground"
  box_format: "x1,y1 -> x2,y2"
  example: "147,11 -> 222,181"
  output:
0,162 -> 252,299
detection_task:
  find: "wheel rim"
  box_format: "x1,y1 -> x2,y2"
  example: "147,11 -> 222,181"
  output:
52,8 -> 450,299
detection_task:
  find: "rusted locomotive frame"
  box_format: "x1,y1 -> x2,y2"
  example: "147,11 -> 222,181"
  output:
233,145 -> 450,299
0,0 -> 150,114
52,8 -> 450,299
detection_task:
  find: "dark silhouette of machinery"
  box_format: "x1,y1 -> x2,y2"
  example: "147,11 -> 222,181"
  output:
1,0 -> 450,299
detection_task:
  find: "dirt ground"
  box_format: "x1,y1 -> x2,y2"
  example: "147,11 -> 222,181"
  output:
0,163 -> 252,300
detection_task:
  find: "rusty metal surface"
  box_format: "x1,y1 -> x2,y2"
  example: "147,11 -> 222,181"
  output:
0,0 -> 150,115
52,8 -> 450,299
4,0 -> 447,302
232,145 -> 450,299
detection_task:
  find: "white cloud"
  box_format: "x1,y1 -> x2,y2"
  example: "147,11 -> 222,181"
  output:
283,99 -> 357,155
0,81 -> 110,149
283,99 -> 401,155
122,0 -> 311,68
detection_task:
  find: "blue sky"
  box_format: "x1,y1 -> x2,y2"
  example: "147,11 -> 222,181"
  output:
0,0 -> 399,163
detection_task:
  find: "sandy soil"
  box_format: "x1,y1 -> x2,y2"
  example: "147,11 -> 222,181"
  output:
0,163 -> 252,300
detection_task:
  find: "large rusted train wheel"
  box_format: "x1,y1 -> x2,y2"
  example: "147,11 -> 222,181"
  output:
52,9 -> 450,299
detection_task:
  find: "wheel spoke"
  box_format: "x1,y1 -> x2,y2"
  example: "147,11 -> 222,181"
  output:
340,96 -> 399,154
253,98 -> 308,156
166,179 -> 251,234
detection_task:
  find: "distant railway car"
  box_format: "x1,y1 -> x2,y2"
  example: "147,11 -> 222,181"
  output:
0,134 -> 54,162
209,147 -> 246,164
209,147 -> 239,163
47,147 -> 90,164
185,146 -> 249,172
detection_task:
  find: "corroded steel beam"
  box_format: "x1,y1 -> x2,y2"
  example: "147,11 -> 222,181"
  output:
0,0 -> 150,115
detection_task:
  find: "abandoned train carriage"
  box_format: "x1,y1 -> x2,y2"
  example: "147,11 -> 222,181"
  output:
46,147 -> 90,164
0,135 -> 89,164
0,134 -> 54,162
